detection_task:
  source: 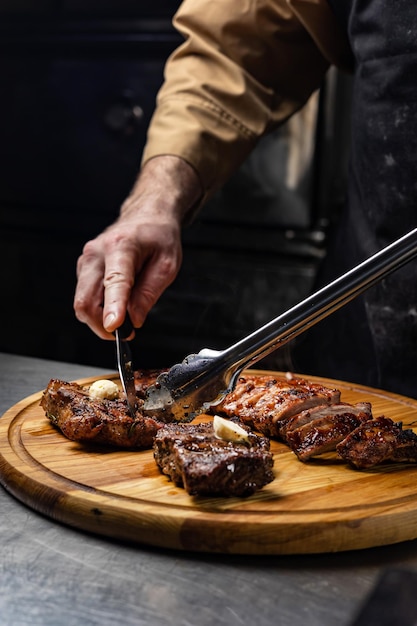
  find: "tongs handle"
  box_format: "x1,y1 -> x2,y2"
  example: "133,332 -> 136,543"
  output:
219,227 -> 417,377
144,227 -> 417,420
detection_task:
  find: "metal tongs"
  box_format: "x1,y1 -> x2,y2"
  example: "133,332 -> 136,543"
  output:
143,227 -> 417,421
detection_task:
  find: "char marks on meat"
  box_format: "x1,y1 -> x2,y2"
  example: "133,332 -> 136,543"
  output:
284,402 -> 373,461
336,415 -> 417,469
153,421 -> 274,497
42,369 -> 417,477
41,379 -> 163,449
216,374 -> 341,438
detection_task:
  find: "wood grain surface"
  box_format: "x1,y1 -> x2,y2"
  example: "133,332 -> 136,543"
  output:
1,370 -> 417,555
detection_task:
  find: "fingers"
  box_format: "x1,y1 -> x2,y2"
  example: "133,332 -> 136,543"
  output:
74,239 -> 111,340
74,219 -> 183,339
101,237 -> 136,334
101,226 -> 182,332
73,156 -> 201,341
74,231 -> 137,339
129,248 -> 183,328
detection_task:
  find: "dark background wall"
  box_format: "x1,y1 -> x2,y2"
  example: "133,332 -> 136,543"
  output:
0,1 -> 351,373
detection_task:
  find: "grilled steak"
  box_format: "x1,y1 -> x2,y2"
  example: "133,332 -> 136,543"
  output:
216,373 -> 341,439
41,378 -> 163,448
285,402 -> 373,461
153,421 -> 274,497
336,415 -> 417,469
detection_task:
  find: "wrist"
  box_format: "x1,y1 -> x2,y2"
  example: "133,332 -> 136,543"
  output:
120,155 -> 203,223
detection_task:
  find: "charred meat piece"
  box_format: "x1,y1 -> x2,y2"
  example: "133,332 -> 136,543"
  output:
277,402 -> 368,442
336,415 -> 417,469
216,373 -> 341,439
41,379 -> 163,449
285,402 -> 373,461
153,421 -> 274,497
278,402 -> 370,441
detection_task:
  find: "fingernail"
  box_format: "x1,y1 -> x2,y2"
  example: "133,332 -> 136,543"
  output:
104,313 -> 116,330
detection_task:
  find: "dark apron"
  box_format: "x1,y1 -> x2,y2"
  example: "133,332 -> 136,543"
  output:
294,0 -> 417,398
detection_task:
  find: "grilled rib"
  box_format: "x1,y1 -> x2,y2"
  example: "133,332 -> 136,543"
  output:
215,373 -> 341,438
284,402 -> 373,461
336,415 -> 417,469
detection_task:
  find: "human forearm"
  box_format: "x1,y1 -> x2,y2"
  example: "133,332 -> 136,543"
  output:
121,154 -> 203,224
143,0 -> 329,200
74,156 -> 202,339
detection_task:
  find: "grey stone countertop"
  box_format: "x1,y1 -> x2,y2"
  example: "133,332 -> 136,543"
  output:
0,352 -> 417,626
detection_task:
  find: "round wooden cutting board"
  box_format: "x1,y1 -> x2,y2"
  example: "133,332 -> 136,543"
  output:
1,370 -> 417,555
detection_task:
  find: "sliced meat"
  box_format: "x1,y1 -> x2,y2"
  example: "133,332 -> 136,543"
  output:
285,402 -> 373,461
153,421 -> 274,497
279,402 -> 371,441
216,373 -> 341,439
41,378 -> 163,449
336,415 -> 417,469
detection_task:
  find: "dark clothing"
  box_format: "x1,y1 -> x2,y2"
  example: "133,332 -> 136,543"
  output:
144,0 -> 416,397
295,0 -> 417,397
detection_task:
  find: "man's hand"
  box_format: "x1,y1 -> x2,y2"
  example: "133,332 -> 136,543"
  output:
73,156 -> 202,339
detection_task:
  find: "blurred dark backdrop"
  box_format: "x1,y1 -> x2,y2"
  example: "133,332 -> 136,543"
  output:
0,1 -> 351,372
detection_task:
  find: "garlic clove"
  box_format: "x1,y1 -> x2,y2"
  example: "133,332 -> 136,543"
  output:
89,379 -> 120,401
213,414 -> 250,443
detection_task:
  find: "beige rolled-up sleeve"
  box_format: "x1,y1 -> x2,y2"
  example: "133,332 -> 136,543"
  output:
142,0 -> 329,203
